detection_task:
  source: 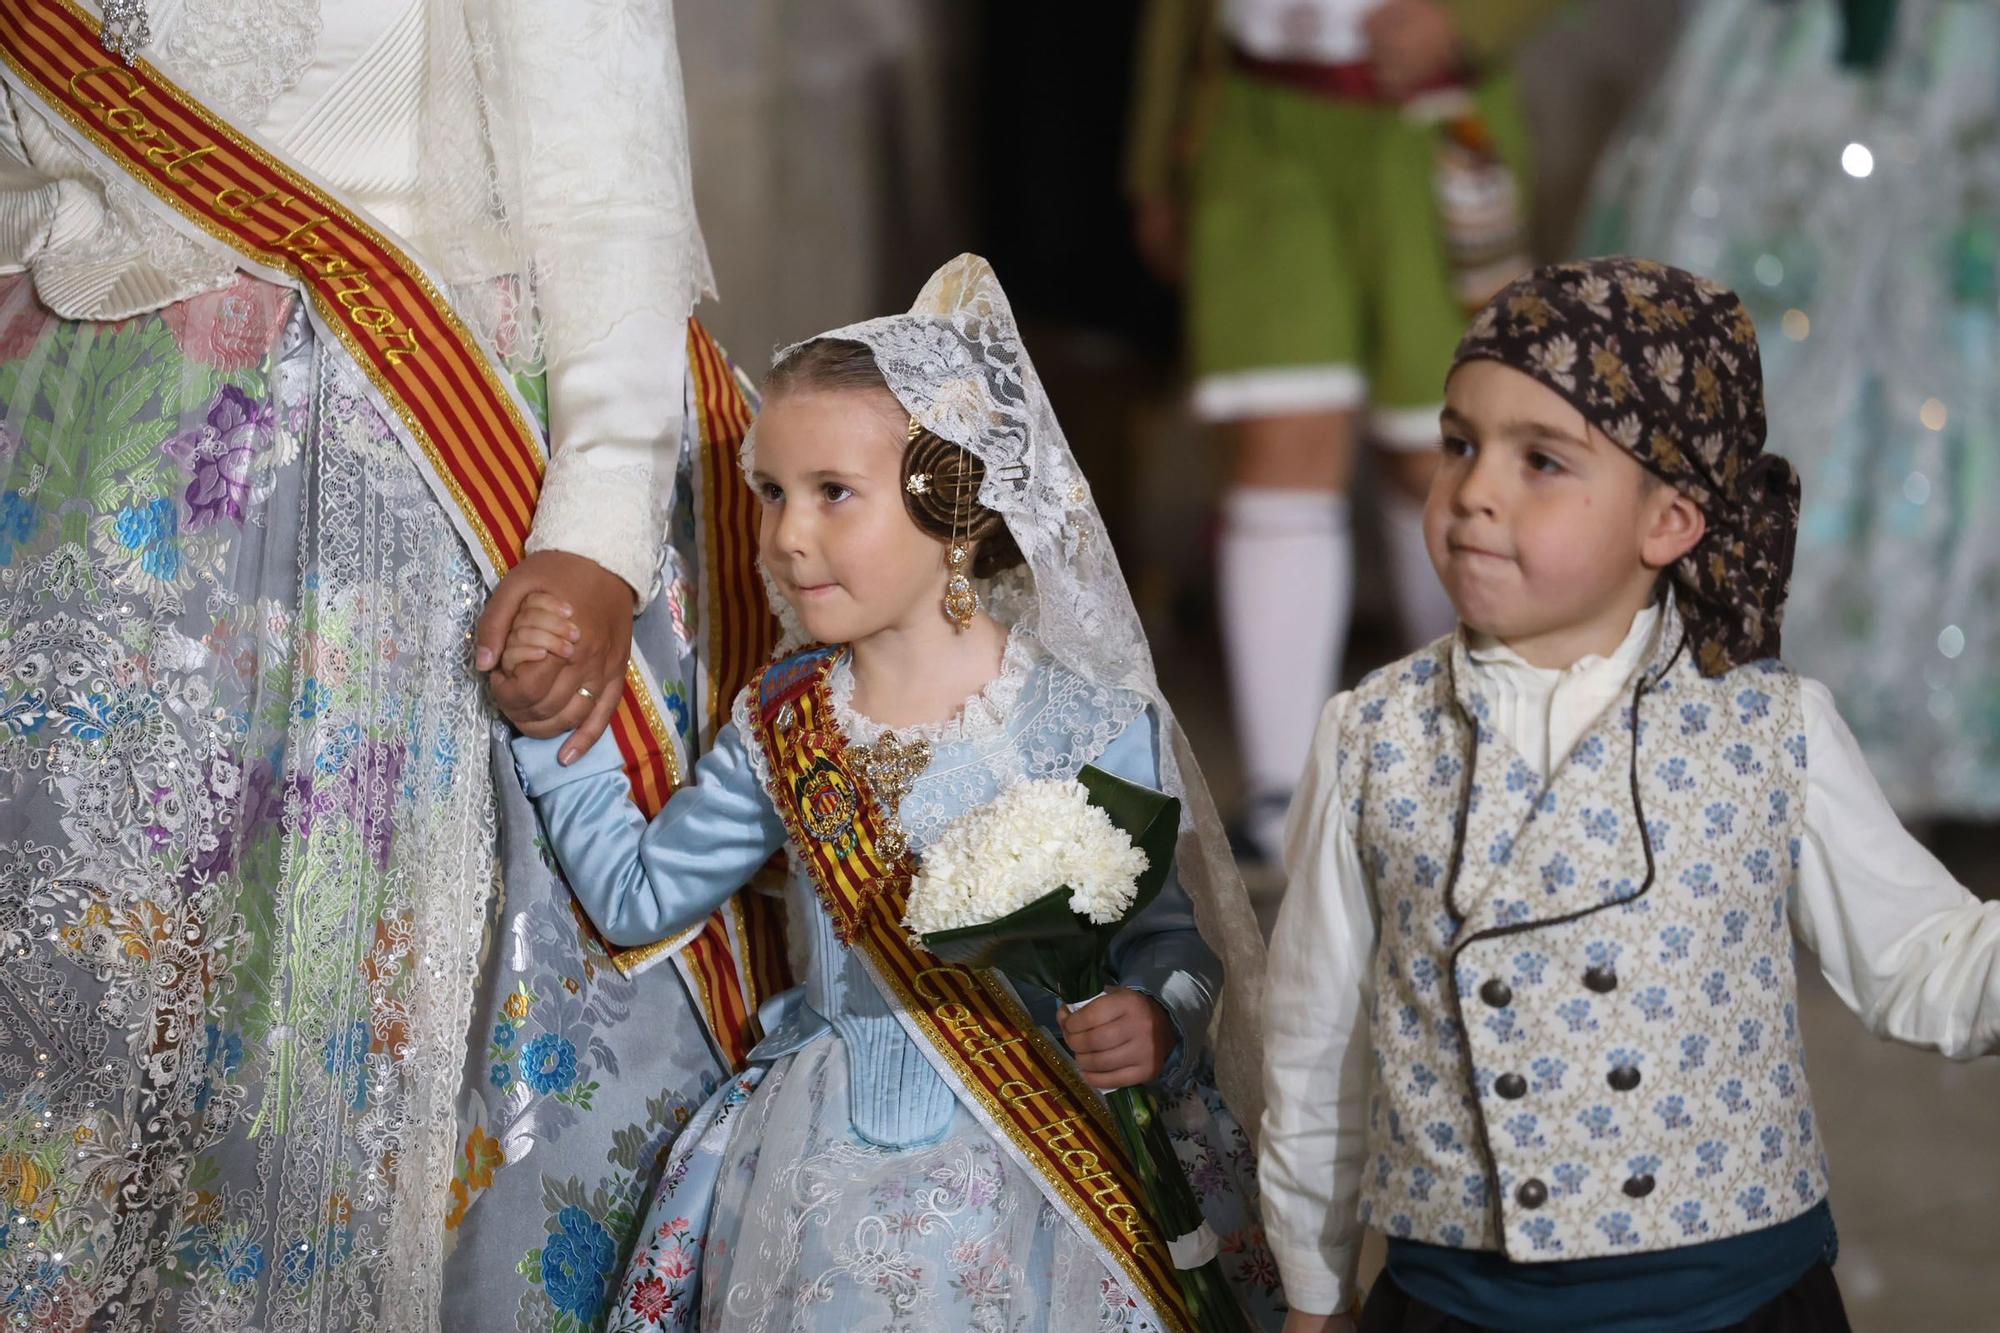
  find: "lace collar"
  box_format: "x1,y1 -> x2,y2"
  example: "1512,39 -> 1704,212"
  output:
829,625 -> 1040,750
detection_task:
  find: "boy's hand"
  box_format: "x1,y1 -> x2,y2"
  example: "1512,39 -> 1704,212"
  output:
1363,0 -> 1464,99
1284,1313 -> 1357,1333
1057,987 -> 1176,1089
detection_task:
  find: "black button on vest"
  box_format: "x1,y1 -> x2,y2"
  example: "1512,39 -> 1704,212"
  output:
1494,1073 -> 1527,1100
1624,1174 -> 1656,1199
1516,1178 -> 1549,1209
1583,965 -> 1619,993
1479,978 -> 1513,1008
1608,1065 -> 1642,1092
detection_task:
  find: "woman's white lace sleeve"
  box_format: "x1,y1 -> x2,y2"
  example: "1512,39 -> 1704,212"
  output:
474,0 -> 715,602
521,312 -> 688,602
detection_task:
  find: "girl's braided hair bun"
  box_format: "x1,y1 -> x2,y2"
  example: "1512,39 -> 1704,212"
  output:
766,338 -> 1023,579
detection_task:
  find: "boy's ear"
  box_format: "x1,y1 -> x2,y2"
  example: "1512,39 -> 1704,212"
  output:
1641,486 -> 1707,571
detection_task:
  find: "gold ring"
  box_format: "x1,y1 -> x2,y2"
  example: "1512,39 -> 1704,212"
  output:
577,685 -> 596,701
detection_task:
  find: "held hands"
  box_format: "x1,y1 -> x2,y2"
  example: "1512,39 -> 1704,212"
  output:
1056,987 -> 1177,1090
1363,0 -> 1465,100
474,550 -> 637,763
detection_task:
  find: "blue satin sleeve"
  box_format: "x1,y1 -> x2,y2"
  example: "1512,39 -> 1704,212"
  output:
511,720 -> 788,948
1094,709 -> 1222,1086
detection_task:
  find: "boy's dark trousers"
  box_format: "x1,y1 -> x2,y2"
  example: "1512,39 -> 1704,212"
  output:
1357,1260 -> 1851,1333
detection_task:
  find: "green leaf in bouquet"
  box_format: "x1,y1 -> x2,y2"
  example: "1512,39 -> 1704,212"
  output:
918,883 -> 1105,1000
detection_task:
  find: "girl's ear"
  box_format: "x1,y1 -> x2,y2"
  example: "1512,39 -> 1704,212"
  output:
1641,486 -> 1707,571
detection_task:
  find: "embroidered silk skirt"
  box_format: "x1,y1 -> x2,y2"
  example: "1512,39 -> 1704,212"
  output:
611,1033 -> 1289,1332
0,272 -> 725,1331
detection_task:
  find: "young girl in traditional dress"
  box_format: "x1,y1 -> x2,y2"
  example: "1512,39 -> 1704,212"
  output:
494,255 -> 1284,1330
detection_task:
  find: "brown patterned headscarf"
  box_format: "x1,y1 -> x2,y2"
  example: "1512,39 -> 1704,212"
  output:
1450,256 -> 1801,676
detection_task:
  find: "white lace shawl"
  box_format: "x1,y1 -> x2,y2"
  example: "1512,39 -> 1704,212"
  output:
0,0 -> 712,370
0,0 -> 711,594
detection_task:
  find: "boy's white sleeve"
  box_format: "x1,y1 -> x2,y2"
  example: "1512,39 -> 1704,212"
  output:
1789,678 -> 2000,1057
1259,693 -> 1379,1316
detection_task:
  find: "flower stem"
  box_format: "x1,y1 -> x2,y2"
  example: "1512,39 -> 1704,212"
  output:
1104,1084 -> 1255,1333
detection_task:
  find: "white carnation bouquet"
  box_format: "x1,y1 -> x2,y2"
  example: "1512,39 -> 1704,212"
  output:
903,766 -> 1252,1331
903,778 -> 1150,936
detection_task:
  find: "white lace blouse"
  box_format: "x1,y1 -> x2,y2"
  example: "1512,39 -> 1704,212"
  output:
0,0 -> 711,600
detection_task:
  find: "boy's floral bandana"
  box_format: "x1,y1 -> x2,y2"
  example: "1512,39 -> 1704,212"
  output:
1452,256 -> 1800,676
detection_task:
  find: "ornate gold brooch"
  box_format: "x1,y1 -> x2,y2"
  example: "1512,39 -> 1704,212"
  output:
849,731 -> 931,864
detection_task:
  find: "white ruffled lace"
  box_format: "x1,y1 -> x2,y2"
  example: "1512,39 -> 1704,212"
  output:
158,0 -> 324,132
521,450 -> 667,601
828,622 -> 1037,751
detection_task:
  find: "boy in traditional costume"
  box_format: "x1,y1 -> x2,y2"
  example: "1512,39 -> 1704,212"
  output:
1261,257 -> 2000,1332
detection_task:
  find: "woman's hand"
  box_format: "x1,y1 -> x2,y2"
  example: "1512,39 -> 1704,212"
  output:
1057,987 -> 1177,1089
474,550 -> 637,761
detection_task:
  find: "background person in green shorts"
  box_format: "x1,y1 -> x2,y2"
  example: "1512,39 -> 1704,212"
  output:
1128,0 -> 1564,864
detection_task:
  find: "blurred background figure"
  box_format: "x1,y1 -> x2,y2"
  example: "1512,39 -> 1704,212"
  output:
669,5 -> 1996,1325
1584,0 -> 2000,833
1122,0 -> 1553,866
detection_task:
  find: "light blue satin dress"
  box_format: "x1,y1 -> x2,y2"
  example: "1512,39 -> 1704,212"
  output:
514,635 -> 1286,1331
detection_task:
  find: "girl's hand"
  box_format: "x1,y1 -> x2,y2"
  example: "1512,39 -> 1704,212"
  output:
499,592 -> 580,675
474,550 -> 637,761
1057,987 -> 1176,1089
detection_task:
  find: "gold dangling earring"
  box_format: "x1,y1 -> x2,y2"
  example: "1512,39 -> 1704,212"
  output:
942,494 -> 979,631
943,542 -> 978,629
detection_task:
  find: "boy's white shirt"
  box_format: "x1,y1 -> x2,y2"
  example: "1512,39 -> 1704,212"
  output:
1260,602 -> 2000,1315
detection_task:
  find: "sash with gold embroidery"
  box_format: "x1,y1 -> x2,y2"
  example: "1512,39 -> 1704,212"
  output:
749,649 -> 1197,1333
0,0 -> 786,1065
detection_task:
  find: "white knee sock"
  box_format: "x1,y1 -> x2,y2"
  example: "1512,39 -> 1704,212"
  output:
1382,489 -> 1458,648
1219,487 -> 1353,848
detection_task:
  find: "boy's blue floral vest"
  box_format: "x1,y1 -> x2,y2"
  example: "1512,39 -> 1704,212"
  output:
1345,609 -> 1828,1262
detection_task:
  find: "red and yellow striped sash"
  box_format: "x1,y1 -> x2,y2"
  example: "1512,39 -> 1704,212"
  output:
0,0 -> 783,1066
750,652 -> 1195,1332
